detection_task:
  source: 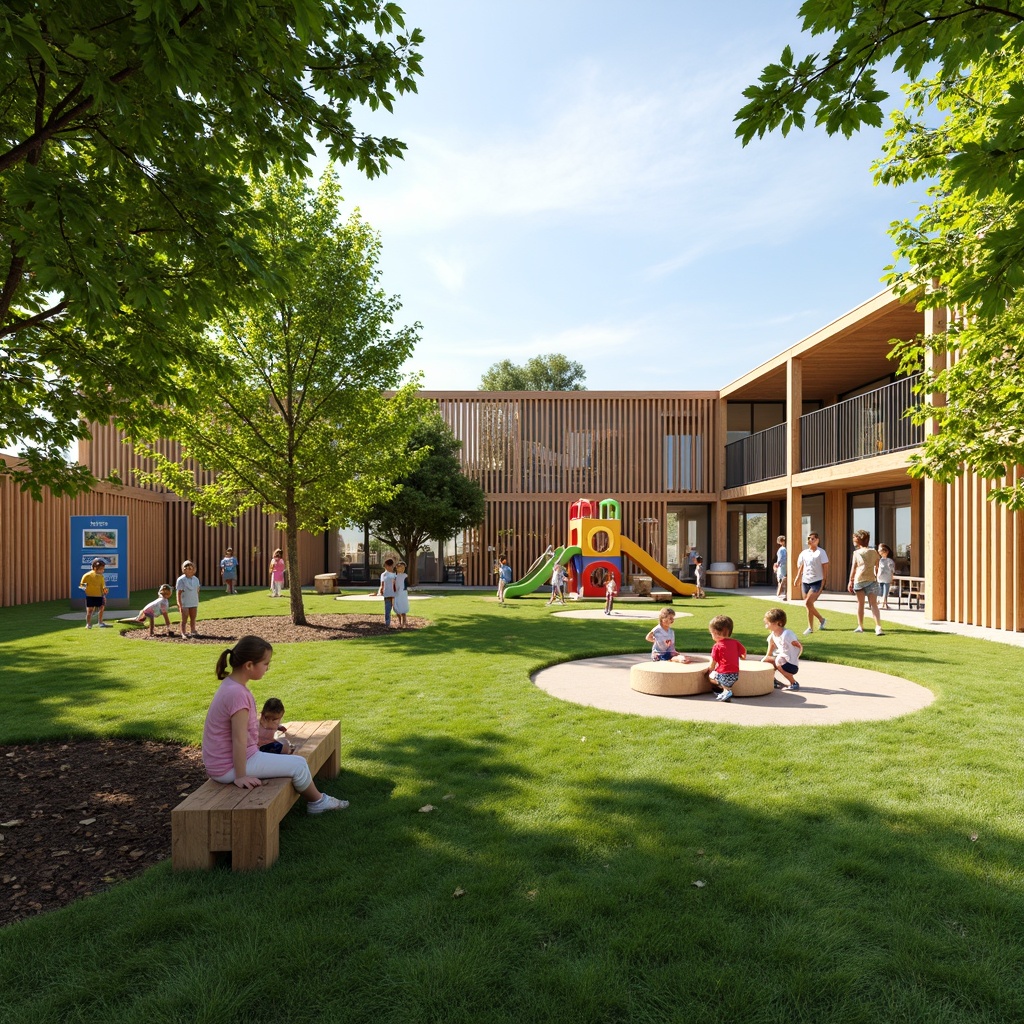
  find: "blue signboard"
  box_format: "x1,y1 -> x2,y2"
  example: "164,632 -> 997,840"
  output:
70,515 -> 129,610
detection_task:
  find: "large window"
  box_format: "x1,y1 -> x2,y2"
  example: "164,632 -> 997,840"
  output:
666,505 -> 710,578
849,487 -> 914,575
727,503 -> 769,567
727,402 -> 785,445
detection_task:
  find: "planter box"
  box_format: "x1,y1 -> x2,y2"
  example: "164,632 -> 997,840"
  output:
706,571 -> 738,589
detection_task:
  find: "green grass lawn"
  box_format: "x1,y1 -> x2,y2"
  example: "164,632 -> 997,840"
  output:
1,588 -> 1022,1024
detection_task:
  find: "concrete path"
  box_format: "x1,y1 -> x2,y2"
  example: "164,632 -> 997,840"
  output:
533,653 -> 934,727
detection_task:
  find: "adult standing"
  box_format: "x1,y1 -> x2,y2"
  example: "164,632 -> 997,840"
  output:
793,532 -> 829,635
847,530 -> 885,635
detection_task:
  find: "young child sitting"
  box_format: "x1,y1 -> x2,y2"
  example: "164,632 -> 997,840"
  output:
257,697 -> 295,754
708,614 -> 747,703
761,607 -> 802,690
645,608 -> 691,663
135,584 -> 173,636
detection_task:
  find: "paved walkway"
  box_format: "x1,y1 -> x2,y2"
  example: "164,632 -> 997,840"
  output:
533,585 -> 1022,726
533,653 -> 934,727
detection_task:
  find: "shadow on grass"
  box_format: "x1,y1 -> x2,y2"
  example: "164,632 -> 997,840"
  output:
2,729 -> 1021,1022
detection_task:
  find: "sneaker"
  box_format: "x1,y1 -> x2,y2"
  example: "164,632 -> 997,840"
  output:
819,618 -> 827,630
85,623 -> 92,629
191,631 -> 201,638
803,627 -> 813,635
853,626 -> 864,633
784,682 -> 800,691
97,622 -> 111,628
875,627 -> 885,636
307,794 -> 349,814
715,689 -> 733,702
773,679 -> 785,689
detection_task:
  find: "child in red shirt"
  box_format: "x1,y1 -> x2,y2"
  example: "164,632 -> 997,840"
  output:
708,614 -> 746,703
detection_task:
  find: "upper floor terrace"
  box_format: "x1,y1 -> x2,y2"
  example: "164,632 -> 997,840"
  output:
720,288 -> 927,492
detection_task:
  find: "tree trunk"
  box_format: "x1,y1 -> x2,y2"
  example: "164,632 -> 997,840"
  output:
285,495 -> 307,626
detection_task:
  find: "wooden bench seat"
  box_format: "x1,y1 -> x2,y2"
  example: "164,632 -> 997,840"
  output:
630,655 -> 712,695
629,656 -> 775,698
172,720 -> 341,872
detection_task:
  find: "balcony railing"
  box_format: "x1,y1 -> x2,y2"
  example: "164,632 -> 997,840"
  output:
801,375 -> 923,472
725,422 -> 786,488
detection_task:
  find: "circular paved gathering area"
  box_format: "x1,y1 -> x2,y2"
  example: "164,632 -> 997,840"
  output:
533,652 -> 934,727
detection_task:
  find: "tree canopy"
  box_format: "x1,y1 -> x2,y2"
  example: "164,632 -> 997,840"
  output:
1,0 -> 423,496
134,169 -> 422,624
736,1 -> 1024,507
366,407 -> 486,585
479,353 -> 587,391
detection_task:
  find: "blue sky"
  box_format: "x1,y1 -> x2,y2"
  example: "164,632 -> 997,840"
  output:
333,0 -> 926,392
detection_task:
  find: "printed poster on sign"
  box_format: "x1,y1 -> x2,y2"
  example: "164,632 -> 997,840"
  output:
70,515 -> 129,610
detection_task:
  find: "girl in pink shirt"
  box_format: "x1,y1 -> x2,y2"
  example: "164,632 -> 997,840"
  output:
201,635 -> 347,814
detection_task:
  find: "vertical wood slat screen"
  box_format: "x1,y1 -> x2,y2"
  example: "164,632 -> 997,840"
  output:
2,454 -> 327,607
427,391 -> 719,496
428,391 -> 720,586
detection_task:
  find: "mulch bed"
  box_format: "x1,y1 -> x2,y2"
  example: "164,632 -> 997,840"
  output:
0,740 -> 206,928
120,612 -> 428,644
3,613 -> 429,928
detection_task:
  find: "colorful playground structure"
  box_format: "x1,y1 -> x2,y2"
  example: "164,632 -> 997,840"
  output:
504,498 -> 697,599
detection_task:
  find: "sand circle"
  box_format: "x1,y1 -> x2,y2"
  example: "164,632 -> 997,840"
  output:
533,653 -> 934,726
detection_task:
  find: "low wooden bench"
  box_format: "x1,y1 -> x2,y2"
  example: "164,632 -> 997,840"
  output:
629,656 -> 775,698
172,720 -> 341,872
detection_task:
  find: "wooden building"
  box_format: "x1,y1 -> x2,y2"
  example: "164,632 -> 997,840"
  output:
4,288 -> 1022,632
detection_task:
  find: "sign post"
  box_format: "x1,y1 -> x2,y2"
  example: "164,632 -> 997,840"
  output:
70,516 -> 129,611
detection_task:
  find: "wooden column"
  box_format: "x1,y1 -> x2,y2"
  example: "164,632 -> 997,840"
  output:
923,301 -> 948,622
714,396 -> 728,563
786,356 -> 803,600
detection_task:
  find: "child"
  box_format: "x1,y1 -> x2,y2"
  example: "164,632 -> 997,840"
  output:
201,635 -> 346,813
876,543 -> 896,610
604,573 -> 618,615
761,607 -> 802,690
220,547 -> 239,594
496,555 -> 513,604
708,614 -> 747,703
394,560 -> 410,628
257,697 -> 295,754
79,558 -> 111,629
546,561 -> 567,606
135,584 -> 173,636
175,560 -> 202,639
848,529 -> 884,635
645,608 -> 691,663
693,556 -> 706,599
269,548 -> 286,598
377,557 -> 398,627
773,535 -> 787,598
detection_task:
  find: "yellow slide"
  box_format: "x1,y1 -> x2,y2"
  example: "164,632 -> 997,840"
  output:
619,535 -> 698,597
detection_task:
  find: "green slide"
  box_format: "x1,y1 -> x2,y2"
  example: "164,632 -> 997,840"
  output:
505,545 -> 581,599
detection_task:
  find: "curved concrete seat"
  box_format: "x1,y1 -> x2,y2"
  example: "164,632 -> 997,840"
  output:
730,660 -> 775,697
630,655 -> 711,696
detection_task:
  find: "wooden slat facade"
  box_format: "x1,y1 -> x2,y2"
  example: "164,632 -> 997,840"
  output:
1,453 -> 328,607
425,391 -> 720,586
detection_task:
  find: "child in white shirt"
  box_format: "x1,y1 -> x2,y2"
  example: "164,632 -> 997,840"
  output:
762,607 -> 803,691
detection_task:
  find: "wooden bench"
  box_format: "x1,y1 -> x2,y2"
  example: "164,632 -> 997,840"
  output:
629,656 -> 775,698
172,720 -> 341,872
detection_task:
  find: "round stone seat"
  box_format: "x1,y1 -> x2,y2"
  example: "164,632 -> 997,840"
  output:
630,655 -> 712,696
730,660 -> 775,697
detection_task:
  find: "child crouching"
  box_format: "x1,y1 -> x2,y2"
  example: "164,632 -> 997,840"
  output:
708,614 -> 746,703
762,607 -> 802,690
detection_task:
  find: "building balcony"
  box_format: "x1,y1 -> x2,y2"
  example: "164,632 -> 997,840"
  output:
724,376 -> 924,488
800,375 -> 923,472
725,423 -> 786,489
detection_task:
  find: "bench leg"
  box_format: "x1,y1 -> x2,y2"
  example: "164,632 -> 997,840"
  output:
231,807 -> 279,871
171,812 -> 217,871
317,722 -> 341,780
